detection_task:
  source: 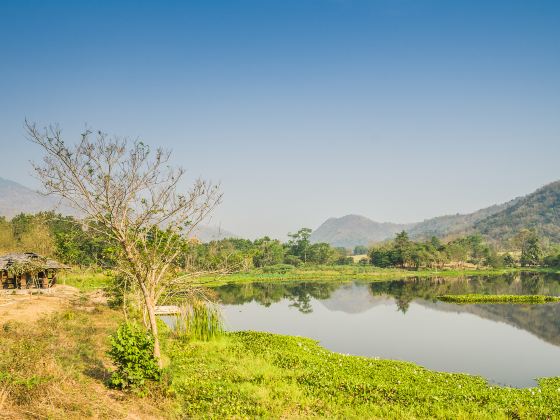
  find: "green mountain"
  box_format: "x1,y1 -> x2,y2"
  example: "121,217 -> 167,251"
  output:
407,200 -> 518,240
474,180 -> 560,243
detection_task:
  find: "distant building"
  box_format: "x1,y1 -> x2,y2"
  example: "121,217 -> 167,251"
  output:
0,252 -> 68,289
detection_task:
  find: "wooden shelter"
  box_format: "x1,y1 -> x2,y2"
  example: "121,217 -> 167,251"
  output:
0,252 -> 68,289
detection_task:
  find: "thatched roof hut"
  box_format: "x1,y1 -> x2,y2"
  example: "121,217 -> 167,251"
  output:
0,252 -> 68,289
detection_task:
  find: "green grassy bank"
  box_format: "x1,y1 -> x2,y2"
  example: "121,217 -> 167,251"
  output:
3,298 -> 560,418
56,266 -> 560,291
196,266 -> 558,286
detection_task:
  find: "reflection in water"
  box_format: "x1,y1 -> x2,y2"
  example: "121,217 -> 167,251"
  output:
214,273 -> 560,387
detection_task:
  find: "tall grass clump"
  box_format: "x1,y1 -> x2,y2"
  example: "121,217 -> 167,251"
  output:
172,300 -> 223,341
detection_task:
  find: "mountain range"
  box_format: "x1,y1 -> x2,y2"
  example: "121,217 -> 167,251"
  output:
0,177 -> 235,242
311,180 -> 560,248
0,177 -> 75,218
1,177 -> 559,247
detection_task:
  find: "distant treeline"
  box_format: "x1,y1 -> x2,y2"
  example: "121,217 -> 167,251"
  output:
1,212 -> 559,271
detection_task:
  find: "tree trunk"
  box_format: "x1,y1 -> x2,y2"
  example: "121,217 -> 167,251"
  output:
140,285 -> 163,368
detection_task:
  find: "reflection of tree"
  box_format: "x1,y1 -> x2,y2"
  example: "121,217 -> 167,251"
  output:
215,273 -> 560,346
368,273 -> 560,306
216,273 -> 560,314
289,292 -> 313,313
520,272 -> 545,295
214,282 -> 339,313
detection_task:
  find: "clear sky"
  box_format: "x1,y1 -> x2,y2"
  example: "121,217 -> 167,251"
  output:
1,0 -> 559,239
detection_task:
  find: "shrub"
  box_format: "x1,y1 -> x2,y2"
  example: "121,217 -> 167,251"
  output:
108,322 -> 161,391
262,264 -> 295,273
544,253 -> 560,267
283,255 -> 302,267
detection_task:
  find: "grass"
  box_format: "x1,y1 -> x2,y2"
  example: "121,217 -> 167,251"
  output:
3,295 -> 560,418
437,294 -> 560,304
196,265 -> 555,286
0,302 -> 172,418
54,266 -> 559,291
58,268 -> 113,291
167,331 -> 560,419
171,300 -> 224,341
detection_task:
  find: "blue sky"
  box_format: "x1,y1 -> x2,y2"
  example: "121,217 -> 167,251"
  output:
1,0 -> 559,238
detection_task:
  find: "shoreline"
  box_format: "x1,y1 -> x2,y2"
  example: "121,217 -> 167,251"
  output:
196,266 -> 558,287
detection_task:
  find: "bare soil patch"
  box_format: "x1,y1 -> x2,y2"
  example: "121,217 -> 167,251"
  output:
0,285 -> 79,323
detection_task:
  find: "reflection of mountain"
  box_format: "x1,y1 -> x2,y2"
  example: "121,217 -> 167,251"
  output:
418,299 -> 560,347
319,283 -> 392,314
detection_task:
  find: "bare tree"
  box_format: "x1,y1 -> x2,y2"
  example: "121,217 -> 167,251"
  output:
26,121 -> 222,365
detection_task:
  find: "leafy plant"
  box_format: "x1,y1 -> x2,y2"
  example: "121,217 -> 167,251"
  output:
108,322 -> 161,391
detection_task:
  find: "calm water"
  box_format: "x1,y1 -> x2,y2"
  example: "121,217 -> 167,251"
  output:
214,272 -> 560,387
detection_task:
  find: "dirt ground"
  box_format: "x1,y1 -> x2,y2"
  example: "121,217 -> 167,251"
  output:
0,285 -> 79,323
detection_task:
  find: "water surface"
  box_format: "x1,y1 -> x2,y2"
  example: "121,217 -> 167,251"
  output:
215,272 -> 560,387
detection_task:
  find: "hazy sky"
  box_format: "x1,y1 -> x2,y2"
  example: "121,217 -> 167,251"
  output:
1,0 -> 559,239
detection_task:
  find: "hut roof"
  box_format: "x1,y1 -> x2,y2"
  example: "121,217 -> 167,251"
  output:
0,253 -> 69,271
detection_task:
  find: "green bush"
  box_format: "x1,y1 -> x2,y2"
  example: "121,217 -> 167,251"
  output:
108,322 -> 161,391
262,264 -> 295,273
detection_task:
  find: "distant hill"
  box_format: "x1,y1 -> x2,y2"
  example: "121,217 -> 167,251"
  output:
474,180 -> 560,243
0,177 -> 237,241
312,180 -> 559,248
189,225 -> 238,242
310,215 -> 412,248
0,177 -> 74,218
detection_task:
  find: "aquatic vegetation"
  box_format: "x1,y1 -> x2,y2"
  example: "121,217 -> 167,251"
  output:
437,294 -> 560,304
171,300 -> 224,341
167,331 -> 560,418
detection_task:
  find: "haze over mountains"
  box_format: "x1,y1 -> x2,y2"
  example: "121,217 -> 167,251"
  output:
311,180 -> 560,248
0,177 -> 74,218
2,177 -> 559,247
0,177 -> 235,242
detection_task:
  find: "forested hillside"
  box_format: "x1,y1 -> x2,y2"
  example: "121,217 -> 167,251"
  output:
474,181 -> 560,244
407,201 -> 517,240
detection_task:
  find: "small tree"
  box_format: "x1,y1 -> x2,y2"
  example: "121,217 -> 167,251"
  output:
287,228 -> 312,263
521,232 -> 542,267
27,122 -> 221,365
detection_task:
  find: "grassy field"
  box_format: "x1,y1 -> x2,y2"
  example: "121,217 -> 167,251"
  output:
56,266 -> 559,291
195,265 -> 557,286
437,294 -> 560,304
3,291 -> 560,418
0,301 -> 172,418
58,268 -> 113,291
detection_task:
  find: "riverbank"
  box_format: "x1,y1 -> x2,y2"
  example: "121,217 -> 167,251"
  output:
196,266 -> 558,286
2,291 -> 560,418
55,266 -> 560,291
